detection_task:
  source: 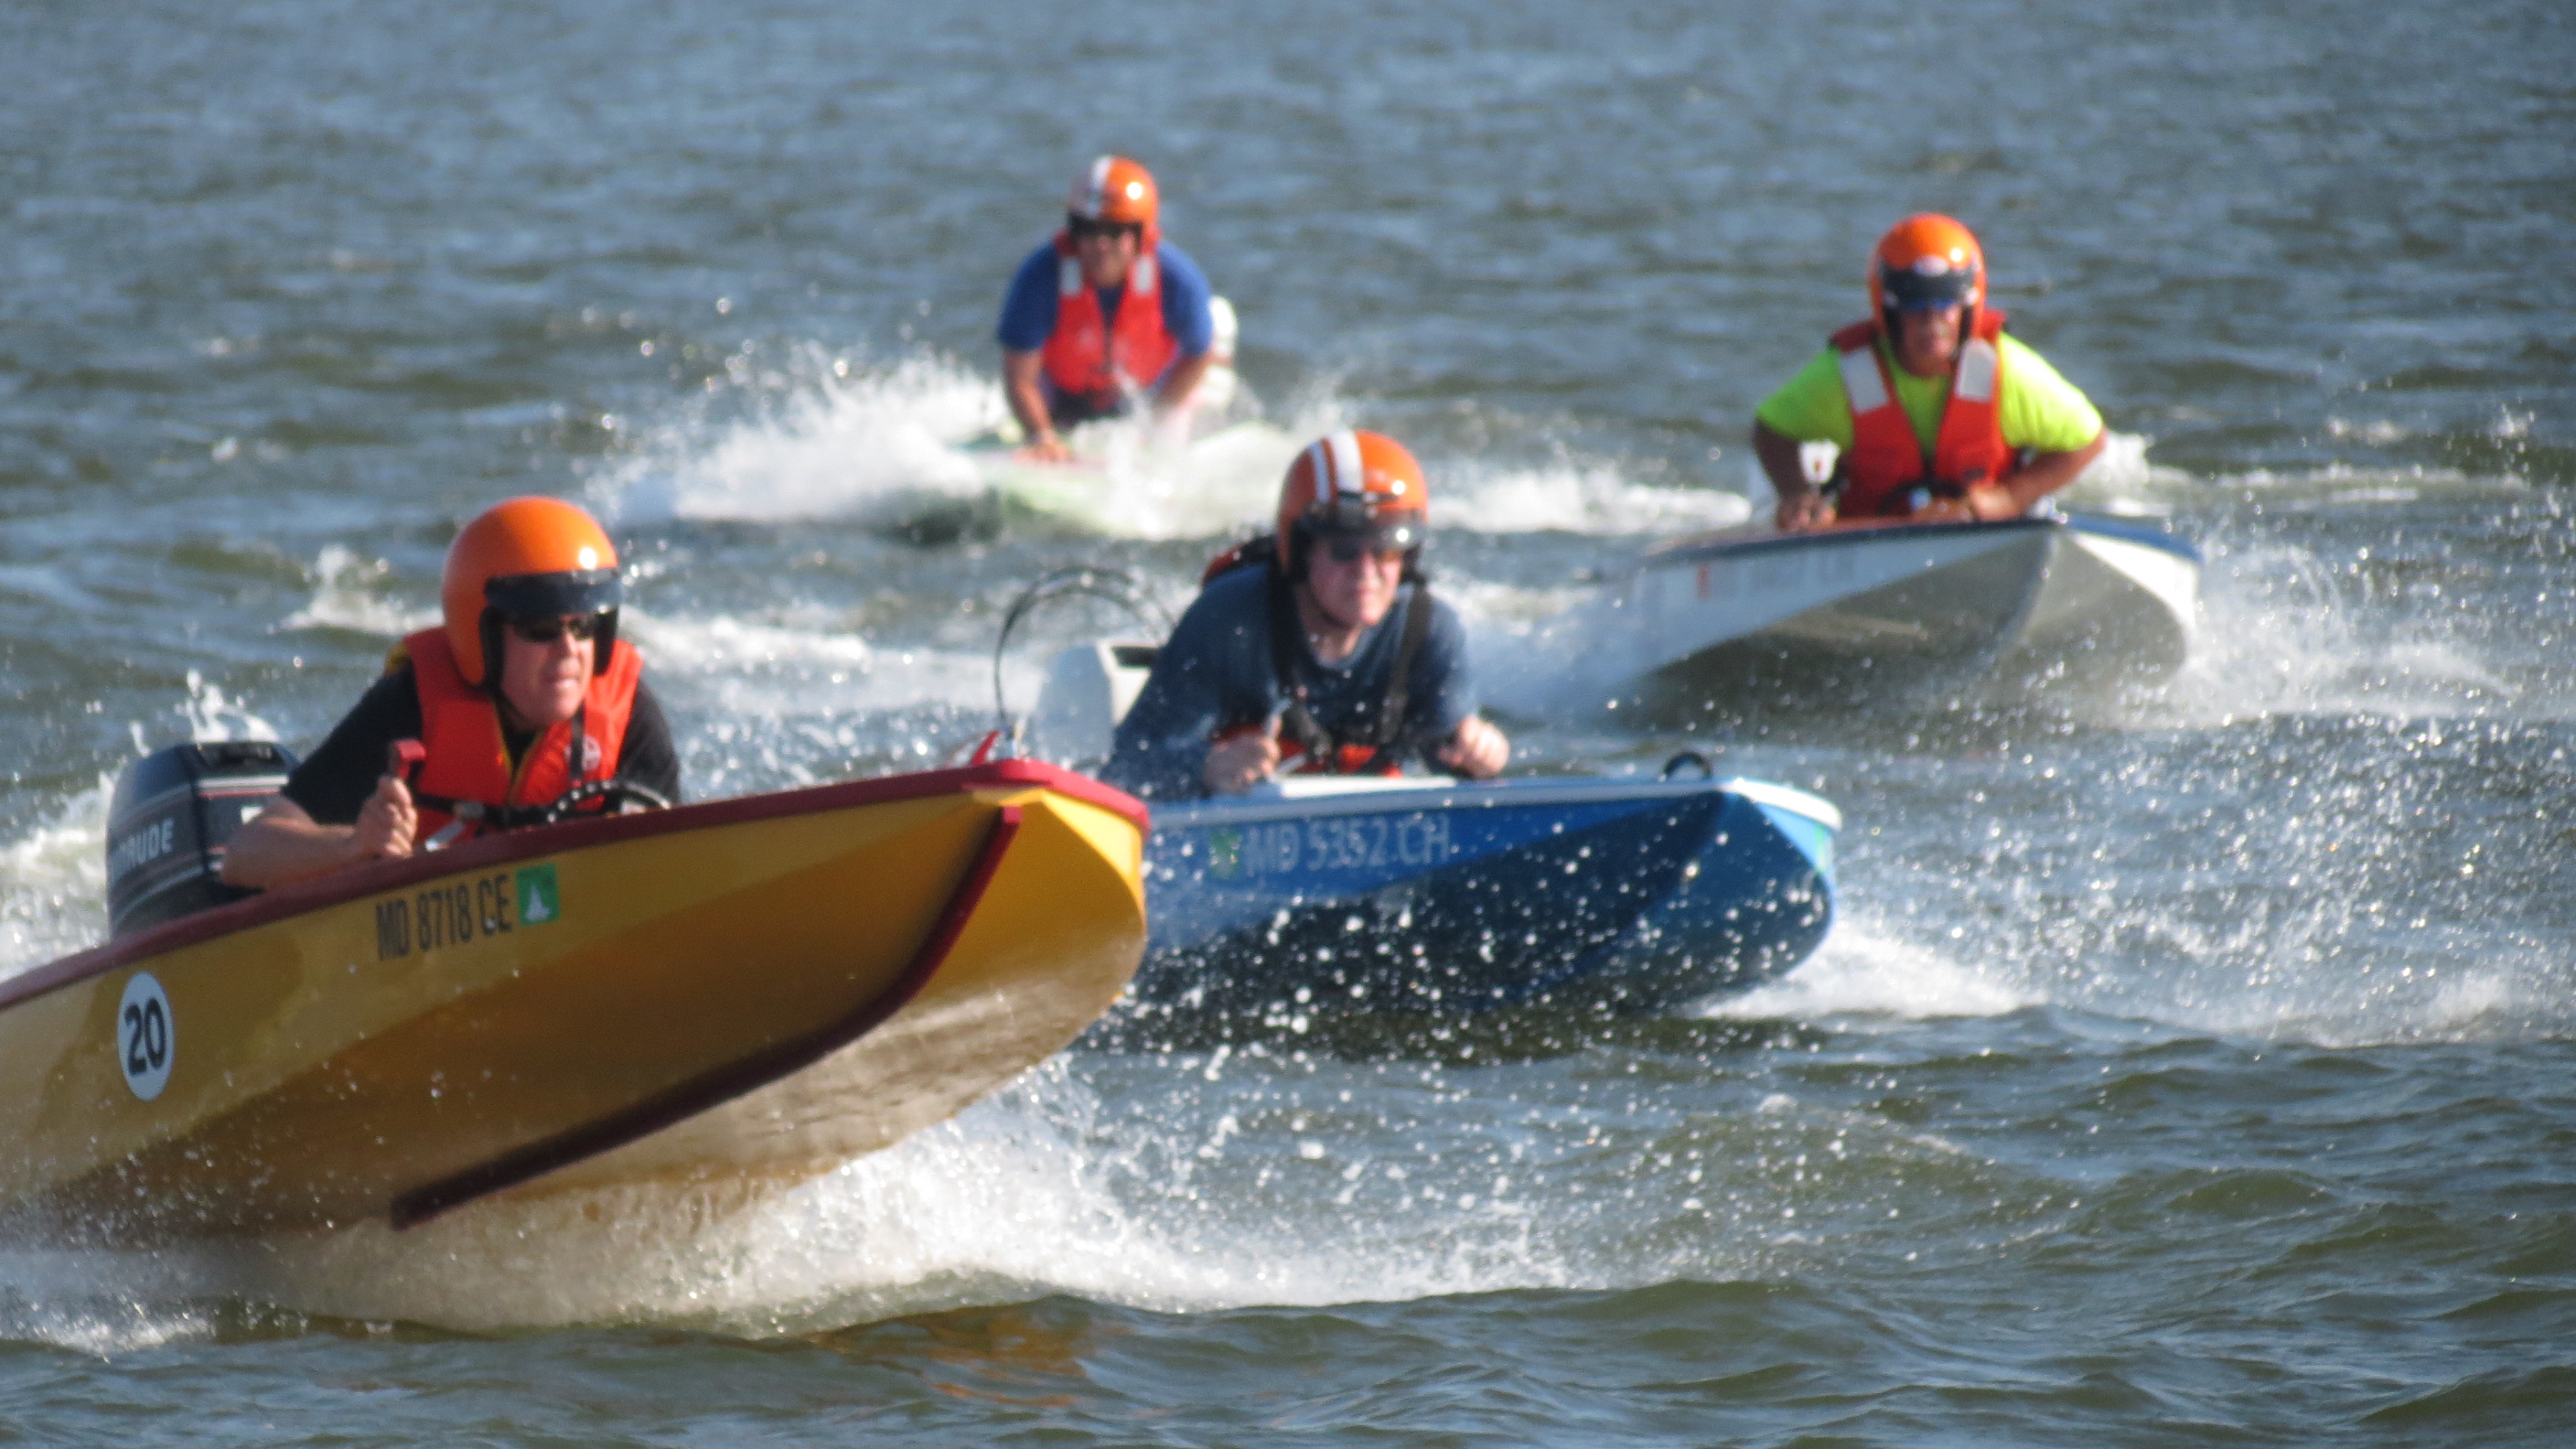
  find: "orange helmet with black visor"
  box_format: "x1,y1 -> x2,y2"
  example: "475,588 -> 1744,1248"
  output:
1870,213 -> 1987,338
1065,156 -> 1158,244
1273,429 -> 1429,580
439,497 -> 624,690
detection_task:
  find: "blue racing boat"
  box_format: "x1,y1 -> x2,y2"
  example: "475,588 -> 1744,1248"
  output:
1131,770 -> 1839,1016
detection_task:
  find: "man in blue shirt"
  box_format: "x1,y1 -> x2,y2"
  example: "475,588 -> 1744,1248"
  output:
1104,430 -> 1510,800
996,156 -> 1218,463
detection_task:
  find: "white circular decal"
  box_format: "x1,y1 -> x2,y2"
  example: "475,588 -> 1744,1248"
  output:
117,971 -> 174,1101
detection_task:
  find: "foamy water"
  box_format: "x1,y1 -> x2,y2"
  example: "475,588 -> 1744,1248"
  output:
37,1035 -> 1989,1337
605,351 -> 998,526
1707,922 -> 2037,1023
5,0 -> 2567,1434
597,349 -> 1292,539
1439,460 -> 1751,536
280,546 -> 434,639
595,345 -> 1762,542
2146,474 -> 2568,726
0,780 -> 112,982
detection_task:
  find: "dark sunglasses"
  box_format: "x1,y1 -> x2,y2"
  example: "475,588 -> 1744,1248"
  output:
1323,537 -> 1408,566
1882,267 -> 1976,310
1067,216 -> 1143,242
509,613 -> 605,644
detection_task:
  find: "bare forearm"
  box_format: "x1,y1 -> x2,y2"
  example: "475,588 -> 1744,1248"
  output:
1754,421 -> 1830,529
221,811 -> 364,890
1000,351 -> 1055,443
1753,423 -> 1809,498
2003,431 -> 2107,511
223,779 -> 413,889
1155,351 -> 1215,412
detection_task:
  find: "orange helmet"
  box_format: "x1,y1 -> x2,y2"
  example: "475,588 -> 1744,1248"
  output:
1870,213 -> 1985,331
1274,430 -> 1429,574
1066,155 -> 1158,231
439,497 -> 622,687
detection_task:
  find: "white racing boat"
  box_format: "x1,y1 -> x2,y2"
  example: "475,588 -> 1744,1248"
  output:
1572,511 -> 2200,714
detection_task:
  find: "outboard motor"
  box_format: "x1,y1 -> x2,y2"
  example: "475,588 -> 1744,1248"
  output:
106,740 -> 298,939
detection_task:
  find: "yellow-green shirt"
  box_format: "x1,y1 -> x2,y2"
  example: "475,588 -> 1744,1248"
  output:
1755,331 -> 2103,456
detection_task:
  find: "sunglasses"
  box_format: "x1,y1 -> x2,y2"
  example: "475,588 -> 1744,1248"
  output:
509,614 -> 606,644
1067,217 -> 1143,242
1883,269 -> 1975,310
1323,537 -> 1409,566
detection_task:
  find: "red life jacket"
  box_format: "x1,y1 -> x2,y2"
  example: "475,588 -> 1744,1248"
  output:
1288,740 -> 1404,777
1211,724 -> 1398,777
1040,229 -> 1179,407
1830,309 -> 2015,519
396,627 -> 641,843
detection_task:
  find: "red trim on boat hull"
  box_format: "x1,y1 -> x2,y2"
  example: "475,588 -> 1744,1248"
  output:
386,804 -> 1027,1229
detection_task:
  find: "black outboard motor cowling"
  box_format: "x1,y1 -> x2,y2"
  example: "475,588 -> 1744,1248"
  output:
106,740 -> 298,938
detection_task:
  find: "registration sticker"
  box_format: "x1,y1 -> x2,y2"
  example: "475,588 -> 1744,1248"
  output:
117,971 -> 174,1101
516,864 -> 561,926
1206,813 -> 1454,880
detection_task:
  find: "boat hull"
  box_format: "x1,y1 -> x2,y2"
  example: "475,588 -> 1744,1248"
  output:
0,761 -> 1145,1242
1597,514 -> 2199,714
1131,777 -> 1837,1017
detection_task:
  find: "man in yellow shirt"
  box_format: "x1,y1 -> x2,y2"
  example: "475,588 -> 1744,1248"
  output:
1752,214 -> 2108,531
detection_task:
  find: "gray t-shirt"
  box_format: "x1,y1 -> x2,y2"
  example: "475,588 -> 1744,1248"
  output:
1101,560 -> 1476,801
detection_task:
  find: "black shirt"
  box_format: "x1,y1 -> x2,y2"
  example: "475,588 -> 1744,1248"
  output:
281,664 -> 683,825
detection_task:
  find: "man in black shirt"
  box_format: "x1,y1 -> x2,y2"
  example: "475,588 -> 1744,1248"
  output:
263,668 -> 682,832
225,499 -> 682,889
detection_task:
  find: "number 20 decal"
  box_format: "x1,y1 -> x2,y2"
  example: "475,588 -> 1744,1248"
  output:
117,971 -> 174,1101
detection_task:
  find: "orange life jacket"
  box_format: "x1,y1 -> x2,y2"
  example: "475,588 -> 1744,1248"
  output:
397,627 -> 641,844
1040,230 -> 1178,407
1830,308 -> 2015,519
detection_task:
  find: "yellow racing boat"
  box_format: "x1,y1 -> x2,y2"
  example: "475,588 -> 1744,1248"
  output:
0,760 -> 1145,1243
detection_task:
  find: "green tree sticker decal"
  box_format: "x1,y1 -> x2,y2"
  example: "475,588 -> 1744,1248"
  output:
516,864 -> 561,926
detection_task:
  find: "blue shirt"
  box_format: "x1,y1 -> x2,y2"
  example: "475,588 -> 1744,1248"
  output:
1102,561 -> 1478,802
994,238 -> 1216,361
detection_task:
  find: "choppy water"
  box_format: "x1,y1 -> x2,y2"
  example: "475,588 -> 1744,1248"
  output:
5,0 -> 2574,1441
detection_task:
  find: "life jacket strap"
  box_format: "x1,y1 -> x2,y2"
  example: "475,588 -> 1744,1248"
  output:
1260,567 -> 1434,773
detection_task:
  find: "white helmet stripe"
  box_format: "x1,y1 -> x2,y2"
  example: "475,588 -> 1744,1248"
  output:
1325,429 -> 1366,498
1076,155 -> 1112,218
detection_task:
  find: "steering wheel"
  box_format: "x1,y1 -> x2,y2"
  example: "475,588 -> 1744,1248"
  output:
537,778 -> 674,826
1660,750 -> 1717,781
